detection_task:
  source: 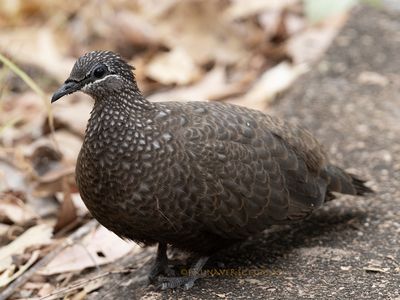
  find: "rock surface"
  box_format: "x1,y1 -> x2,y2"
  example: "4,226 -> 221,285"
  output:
87,6 -> 400,299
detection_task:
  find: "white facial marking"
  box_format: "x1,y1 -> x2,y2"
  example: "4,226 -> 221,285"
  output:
82,74 -> 119,91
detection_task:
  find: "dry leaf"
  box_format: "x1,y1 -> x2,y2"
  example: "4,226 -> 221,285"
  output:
32,165 -> 75,198
54,178 -> 77,233
70,290 -> 88,300
109,11 -> 161,47
155,1 -> 246,64
225,0 -> 298,20
0,223 -> 10,236
145,47 -> 201,85
0,224 -> 52,273
40,226 -> 139,275
241,62 -> 308,110
41,276 -> 107,300
26,130 -> 82,173
0,160 -> 26,192
0,193 -> 36,225
286,15 -> 346,64
259,10 -> 305,37
37,283 -> 55,298
148,67 -> 244,102
55,193 -> 88,217
0,92 -> 46,145
0,250 -> 40,288
0,27 -> 74,82
50,130 -> 83,164
28,196 -> 59,219
52,97 -> 92,137
136,0 -> 179,18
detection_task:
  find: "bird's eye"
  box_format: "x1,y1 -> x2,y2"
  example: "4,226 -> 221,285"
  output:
93,65 -> 107,78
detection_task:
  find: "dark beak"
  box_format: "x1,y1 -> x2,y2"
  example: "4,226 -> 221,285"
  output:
51,81 -> 80,103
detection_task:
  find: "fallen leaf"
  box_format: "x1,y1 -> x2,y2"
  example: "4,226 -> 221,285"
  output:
286,15 -> 345,65
32,165 -> 75,198
28,196 -> 60,219
259,10 -> 305,38
27,143 -> 62,177
240,62 -> 308,110
41,275 -> 107,300
55,193 -> 88,217
25,130 -> 82,185
70,290 -> 87,300
109,11 -> 161,47
0,224 -> 52,273
40,226 -> 139,275
52,97 -> 92,137
0,160 -> 26,192
148,67 -> 245,102
0,193 -> 36,225
37,283 -> 55,298
136,0 -> 179,19
0,223 -> 10,236
225,0 -> 298,20
0,92 -> 46,145
54,178 -> 77,233
0,249 -> 40,288
145,47 -> 201,85
0,27 -> 75,82
48,130 -> 83,164
155,1 -> 246,64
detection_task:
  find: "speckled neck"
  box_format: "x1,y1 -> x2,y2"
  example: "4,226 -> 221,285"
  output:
84,85 -> 156,151
92,84 -> 154,113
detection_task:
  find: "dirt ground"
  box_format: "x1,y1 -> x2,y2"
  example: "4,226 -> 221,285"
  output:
85,6 -> 400,299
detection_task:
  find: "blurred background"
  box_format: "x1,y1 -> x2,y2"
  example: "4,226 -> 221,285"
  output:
0,0 -> 390,298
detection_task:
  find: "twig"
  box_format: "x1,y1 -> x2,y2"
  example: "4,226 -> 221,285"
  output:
38,268 -> 136,300
0,220 -> 98,300
0,52 -> 60,153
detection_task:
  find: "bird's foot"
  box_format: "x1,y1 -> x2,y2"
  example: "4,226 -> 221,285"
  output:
148,261 -> 175,283
156,256 -> 209,290
158,275 -> 202,290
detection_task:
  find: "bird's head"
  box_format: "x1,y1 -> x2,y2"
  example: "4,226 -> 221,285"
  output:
51,51 -> 136,103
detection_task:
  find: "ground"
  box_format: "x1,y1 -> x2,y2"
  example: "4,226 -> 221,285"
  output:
86,6 -> 400,299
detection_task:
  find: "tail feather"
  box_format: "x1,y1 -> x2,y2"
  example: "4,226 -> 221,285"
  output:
326,165 -> 373,198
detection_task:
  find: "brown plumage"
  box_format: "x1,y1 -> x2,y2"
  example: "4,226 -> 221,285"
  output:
52,51 -> 372,288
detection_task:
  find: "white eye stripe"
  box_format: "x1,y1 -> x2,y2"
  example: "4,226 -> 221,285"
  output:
82,74 -> 119,91
92,74 -> 118,83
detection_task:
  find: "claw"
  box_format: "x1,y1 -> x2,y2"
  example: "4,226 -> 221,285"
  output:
147,244 -> 209,289
159,276 -> 200,290
157,256 -> 209,290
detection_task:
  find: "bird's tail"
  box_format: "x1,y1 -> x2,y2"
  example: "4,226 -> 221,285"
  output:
325,165 -> 373,200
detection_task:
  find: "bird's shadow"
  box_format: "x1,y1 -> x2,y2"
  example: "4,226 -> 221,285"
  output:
175,202 -> 368,273
95,202 -> 368,298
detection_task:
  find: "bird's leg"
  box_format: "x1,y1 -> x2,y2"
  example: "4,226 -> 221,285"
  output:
159,256 -> 209,290
148,243 -> 172,282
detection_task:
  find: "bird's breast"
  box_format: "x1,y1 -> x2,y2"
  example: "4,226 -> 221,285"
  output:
76,118 -> 180,239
